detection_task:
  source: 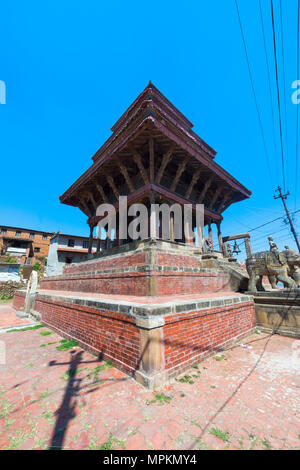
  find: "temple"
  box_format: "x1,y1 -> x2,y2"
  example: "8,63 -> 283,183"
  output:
14,83 -> 256,388
59,81 -> 251,252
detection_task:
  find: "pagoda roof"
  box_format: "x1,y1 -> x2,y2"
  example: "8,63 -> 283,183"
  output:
59,83 -> 251,213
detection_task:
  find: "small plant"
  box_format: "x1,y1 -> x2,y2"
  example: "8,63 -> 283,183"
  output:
100,434 -> 124,450
152,393 -> 172,405
214,354 -> 227,362
56,339 -> 78,351
209,427 -> 230,443
40,341 -> 57,348
61,369 -> 79,381
87,361 -> 114,381
259,438 -> 272,450
40,330 -> 53,336
177,375 -> 194,384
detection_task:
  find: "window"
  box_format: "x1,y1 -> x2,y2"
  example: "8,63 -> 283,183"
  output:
68,239 -> 75,247
16,231 -> 21,237
1,229 -> 6,235
82,240 -> 89,249
30,233 -> 34,239
43,235 -> 47,240
65,257 -> 72,264
34,247 -> 40,253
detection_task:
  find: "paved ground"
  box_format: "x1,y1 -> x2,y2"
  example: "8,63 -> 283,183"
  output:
0,305 -> 32,329
0,307 -> 299,450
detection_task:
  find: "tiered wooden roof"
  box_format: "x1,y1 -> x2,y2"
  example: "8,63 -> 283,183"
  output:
60,82 -> 251,224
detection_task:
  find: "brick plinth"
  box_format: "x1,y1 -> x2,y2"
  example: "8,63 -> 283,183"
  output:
19,289 -> 255,388
40,239 -> 230,296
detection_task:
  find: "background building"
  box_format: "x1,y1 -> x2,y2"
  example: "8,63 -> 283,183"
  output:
0,226 -> 53,264
45,232 -> 99,276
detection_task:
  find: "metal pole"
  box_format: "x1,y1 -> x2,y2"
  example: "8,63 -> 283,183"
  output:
274,186 -> 300,252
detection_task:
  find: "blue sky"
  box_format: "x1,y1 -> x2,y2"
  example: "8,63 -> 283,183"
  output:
0,0 -> 299,260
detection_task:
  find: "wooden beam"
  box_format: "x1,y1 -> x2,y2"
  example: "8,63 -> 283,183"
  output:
171,156 -> 189,192
78,197 -> 92,217
95,182 -> 108,204
185,167 -> 201,199
217,192 -> 231,213
149,138 -> 155,182
156,146 -> 174,184
118,161 -> 135,193
106,175 -> 119,200
88,191 -> 97,210
198,176 -> 213,203
128,144 -> 149,185
208,186 -> 222,211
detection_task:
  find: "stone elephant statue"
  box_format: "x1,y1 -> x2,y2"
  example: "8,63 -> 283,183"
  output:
246,249 -> 300,292
267,248 -> 300,288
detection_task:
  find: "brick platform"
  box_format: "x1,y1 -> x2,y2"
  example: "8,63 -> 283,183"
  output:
13,288 -> 255,388
13,240 -> 256,387
40,239 -> 230,296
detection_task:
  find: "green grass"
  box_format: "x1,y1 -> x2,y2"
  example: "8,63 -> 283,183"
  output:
7,324 -> 44,333
56,339 -> 78,351
214,354 -> 227,362
153,393 -> 172,405
99,434 -> 125,450
87,361 -> 114,381
177,375 -> 194,384
61,368 -> 80,381
40,341 -> 57,348
259,438 -> 272,450
209,427 -> 230,443
39,330 -> 53,336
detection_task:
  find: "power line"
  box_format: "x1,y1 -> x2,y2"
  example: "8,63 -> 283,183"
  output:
295,0 -> 300,209
270,0 -> 286,192
279,0 -> 289,187
234,0 -> 273,186
259,0 -> 279,177
235,209 -> 300,248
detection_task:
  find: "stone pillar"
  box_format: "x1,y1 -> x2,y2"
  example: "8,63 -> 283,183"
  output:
135,316 -> 165,389
88,225 -> 94,254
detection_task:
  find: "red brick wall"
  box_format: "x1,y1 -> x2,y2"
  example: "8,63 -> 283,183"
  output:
41,273 -> 149,296
155,272 -> 230,295
40,270 -> 230,296
163,301 -> 255,373
157,253 -> 200,268
13,291 -> 26,310
63,252 -> 147,275
35,296 -> 141,373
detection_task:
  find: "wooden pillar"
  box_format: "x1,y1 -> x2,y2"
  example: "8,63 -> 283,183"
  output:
184,220 -> 193,245
149,195 -> 157,238
208,222 -> 214,250
216,221 -> 223,254
96,237 -> 101,252
244,237 -> 252,258
88,224 -> 94,254
169,213 -> 174,242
